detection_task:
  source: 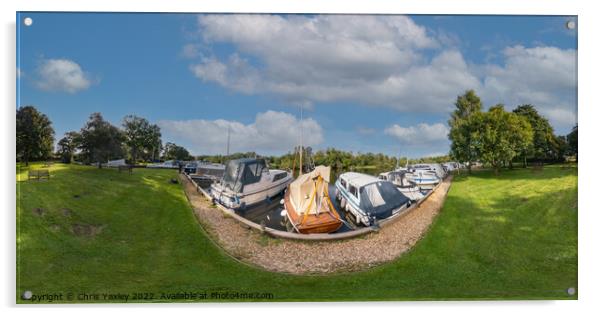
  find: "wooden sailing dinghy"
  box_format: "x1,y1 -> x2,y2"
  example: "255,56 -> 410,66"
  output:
283,165 -> 343,234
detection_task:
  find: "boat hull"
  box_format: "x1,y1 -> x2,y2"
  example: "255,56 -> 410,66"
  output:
283,189 -> 342,234
211,177 -> 292,210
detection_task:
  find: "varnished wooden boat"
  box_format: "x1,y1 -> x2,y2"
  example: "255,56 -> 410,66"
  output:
283,166 -> 343,234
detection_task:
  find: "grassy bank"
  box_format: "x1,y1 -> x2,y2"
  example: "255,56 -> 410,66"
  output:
17,163 -> 577,302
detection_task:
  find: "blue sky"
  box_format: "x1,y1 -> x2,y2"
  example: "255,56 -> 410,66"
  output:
17,13 -> 577,158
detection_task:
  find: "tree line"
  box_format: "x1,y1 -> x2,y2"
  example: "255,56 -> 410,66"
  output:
17,94 -> 578,174
16,105 -> 193,167
448,90 -> 578,175
199,147 -> 451,177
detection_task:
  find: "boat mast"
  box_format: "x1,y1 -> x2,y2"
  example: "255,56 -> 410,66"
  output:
299,105 -> 303,176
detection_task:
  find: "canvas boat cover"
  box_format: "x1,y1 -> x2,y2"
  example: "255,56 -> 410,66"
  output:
222,158 -> 267,193
288,165 -> 332,215
359,181 -> 409,219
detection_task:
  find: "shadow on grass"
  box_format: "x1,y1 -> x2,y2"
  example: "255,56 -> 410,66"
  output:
432,184 -> 577,293
452,164 -> 577,183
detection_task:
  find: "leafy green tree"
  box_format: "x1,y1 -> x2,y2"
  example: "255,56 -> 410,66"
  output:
162,142 -> 192,161
78,113 -> 125,168
508,115 -> 534,169
16,105 -> 55,166
122,115 -> 162,163
448,90 -> 483,174
476,105 -> 532,175
552,135 -> 569,162
567,125 -> 577,161
513,104 -> 556,165
56,131 -> 81,163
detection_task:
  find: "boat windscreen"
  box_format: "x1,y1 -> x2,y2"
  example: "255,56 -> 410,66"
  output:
240,160 -> 265,185
222,160 -> 242,192
359,181 -> 409,219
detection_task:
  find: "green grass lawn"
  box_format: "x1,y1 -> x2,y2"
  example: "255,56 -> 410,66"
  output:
16,163 -> 577,302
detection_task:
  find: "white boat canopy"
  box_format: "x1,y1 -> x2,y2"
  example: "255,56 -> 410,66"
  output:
288,165 -> 331,216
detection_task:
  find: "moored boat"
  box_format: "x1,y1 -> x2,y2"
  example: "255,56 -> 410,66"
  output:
335,172 -> 410,226
378,170 -> 425,201
404,170 -> 440,189
210,158 -> 292,210
195,161 -> 226,181
283,165 -> 342,234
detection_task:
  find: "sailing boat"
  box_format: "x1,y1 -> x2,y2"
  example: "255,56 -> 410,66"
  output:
282,107 -> 342,234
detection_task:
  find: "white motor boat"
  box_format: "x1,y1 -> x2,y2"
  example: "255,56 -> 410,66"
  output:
411,163 -> 446,179
210,158 -> 292,210
378,170 -> 425,202
405,170 -> 440,189
334,172 -> 410,226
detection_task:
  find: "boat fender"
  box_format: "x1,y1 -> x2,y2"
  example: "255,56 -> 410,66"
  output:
280,199 -> 285,205
340,198 -> 347,210
280,209 -> 287,217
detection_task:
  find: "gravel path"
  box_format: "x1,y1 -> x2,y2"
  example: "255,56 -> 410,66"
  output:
182,174 -> 452,274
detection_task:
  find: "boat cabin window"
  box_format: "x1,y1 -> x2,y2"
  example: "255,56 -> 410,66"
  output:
349,185 -> 358,199
272,172 -> 287,182
340,179 -> 347,189
241,161 -> 265,185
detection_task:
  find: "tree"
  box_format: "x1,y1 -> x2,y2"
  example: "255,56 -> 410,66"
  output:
567,125 -> 578,161
448,90 -> 483,174
78,113 -> 125,168
16,105 -> 55,166
475,105 -> 532,175
57,131 -> 81,163
513,104 -> 556,165
162,142 -> 191,161
122,115 -> 162,163
552,135 -> 569,162
507,113 -> 534,169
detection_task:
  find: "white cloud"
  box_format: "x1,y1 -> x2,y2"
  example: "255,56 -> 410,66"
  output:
190,14 -> 481,111
384,123 -> 449,145
158,110 -> 323,155
181,44 -> 200,59
479,45 -> 577,131
541,107 -> 577,127
36,58 -> 92,93
189,15 -> 577,132
190,54 -> 260,94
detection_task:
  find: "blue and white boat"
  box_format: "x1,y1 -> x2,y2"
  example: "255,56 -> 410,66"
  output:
404,170 -> 440,189
334,172 -> 410,226
378,170 -> 425,202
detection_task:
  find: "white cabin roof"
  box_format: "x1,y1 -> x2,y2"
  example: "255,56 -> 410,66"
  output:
339,172 -> 380,188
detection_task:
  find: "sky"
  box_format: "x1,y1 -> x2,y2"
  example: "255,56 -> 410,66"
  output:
16,13 -> 577,158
